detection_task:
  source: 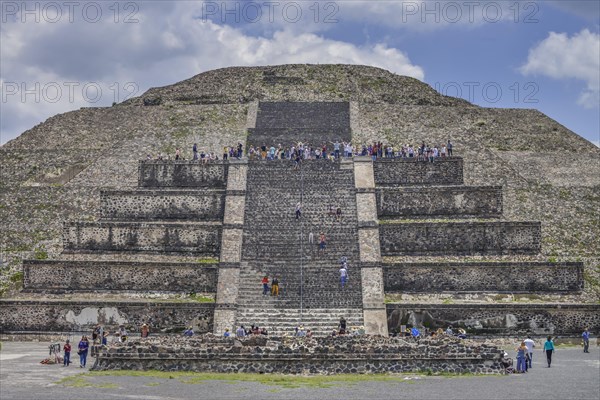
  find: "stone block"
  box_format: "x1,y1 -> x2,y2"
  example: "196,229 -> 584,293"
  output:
220,229 -> 243,263
138,161 -> 228,188
100,190 -> 225,221
63,221 -> 221,255
374,158 -> 464,186
358,228 -> 382,262
383,262 -> 583,293
380,221 -> 541,256
22,260 -> 218,292
377,186 -> 502,218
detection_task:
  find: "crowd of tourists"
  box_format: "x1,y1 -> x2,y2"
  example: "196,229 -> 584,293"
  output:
247,139 -> 454,162
145,139 -> 455,163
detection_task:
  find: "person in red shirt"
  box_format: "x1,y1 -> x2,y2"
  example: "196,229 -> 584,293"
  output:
262,276 -> 269,296
63,340 -> 71,367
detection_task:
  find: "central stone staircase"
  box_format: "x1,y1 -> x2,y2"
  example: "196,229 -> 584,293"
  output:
237,160 -> 364,335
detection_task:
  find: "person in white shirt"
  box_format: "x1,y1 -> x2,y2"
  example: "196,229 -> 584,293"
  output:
524,336 -> 535,368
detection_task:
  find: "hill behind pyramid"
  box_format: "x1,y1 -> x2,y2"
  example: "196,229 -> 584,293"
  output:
0,64 -> 598,304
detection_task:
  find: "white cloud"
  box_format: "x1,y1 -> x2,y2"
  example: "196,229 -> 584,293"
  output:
0,2 -> 423,145
520,29 -> 600,109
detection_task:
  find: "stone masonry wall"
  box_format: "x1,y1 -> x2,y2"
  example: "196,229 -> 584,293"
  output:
380,221 -> 541,256
383,262 -> 583,293
22,260 -> 218,292
93,336 -> 505,375
387,304 -> 600,336
100,190 -> 225,221
0,300 -> 215,333
373,158 -> 464,186
377,186 -> 502,218
138,161 -> 228,188
63,221 -> 221,255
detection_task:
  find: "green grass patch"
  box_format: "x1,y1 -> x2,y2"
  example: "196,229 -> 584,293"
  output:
187,293 -> 215,303
67,371 -> 481,388
194,258 -> 219,264
56,375 -> 118,389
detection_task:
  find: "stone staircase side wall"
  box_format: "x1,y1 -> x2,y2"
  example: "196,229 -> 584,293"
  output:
213,160 -> 248,334
354,156 -> 387,336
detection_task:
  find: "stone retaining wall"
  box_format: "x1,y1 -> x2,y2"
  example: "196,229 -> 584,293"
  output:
100,190 -> 225,221
93,335 -> 505,375
138,161 -> 228,188
380,221 -> 541,256
383,262 -> 583,293
0,300 -> 215,333
63,221 -> 221,255
387,304 -> 600,336
22,260 -> 218,292
374,158 -> 464,186
377,186 -> 502,218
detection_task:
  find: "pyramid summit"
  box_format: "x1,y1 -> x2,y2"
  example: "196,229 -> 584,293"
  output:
0,64 -> 598,341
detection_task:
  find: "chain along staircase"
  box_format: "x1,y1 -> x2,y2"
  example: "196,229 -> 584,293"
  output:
236,159 -> 364,336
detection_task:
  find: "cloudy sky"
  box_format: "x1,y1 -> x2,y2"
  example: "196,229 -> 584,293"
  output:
1,1 -> 599,145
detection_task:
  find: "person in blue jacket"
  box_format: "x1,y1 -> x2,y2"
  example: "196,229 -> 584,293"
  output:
543,336 -> 555,367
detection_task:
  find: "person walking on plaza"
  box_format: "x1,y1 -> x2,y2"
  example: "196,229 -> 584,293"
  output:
582,328 -> 590,353
77,336 -> 89,368
544,336 -> 555,367
63,339 -> 71,367
524,335 -> 535,368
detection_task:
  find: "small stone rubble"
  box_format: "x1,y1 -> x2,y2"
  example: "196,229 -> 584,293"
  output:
93,334 -> 506,375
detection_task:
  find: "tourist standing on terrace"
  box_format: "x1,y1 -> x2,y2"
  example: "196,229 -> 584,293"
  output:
193,143 -> 198,160
77,336 -> 89,368
544,336 -> 555,367
236,325 -> 246,338
339,317 -> 347,334
447,140 -> 453,156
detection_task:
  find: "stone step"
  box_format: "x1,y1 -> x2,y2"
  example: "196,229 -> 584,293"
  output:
0,299 -> 215,334
380,221 -> 541,256
373,157 -> 464,186
63,221 -> 221,255
100,189 -> 225,221
376,186 -> 503,219
22,259 -> 218,292
383,262 -> 584,293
